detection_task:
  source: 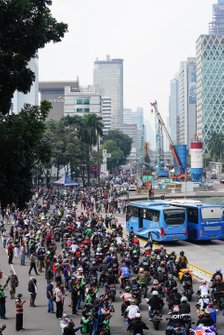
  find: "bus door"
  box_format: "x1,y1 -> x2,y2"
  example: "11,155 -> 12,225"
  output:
186,207 -> 199,240
139,208 -> 144,229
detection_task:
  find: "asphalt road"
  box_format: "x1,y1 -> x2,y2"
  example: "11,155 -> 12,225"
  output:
0,209 -> 224,334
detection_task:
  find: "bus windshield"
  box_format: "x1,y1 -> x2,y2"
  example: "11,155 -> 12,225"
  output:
164,209 -> 185,224
201,207 -> 224,220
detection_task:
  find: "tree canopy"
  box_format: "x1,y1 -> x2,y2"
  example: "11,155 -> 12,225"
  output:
208,131 -> 224,161
0,0 -> 68,115
0,102 -> 52,208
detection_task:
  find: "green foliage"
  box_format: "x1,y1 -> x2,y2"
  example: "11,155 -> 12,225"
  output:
208,131 -> 224,162
44,114 -> 103,185
104,129 -> 132,161
0,102 -> 51,208
0,0 -> 68,115
102,130 -> 132,170
101,140 -> 124,171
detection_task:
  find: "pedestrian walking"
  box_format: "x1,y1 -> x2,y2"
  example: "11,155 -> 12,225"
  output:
4,270 -> 19,299
7,241 -> 14,264
20,242 -> 26,266
46,279 -> 55,313
15,293 -> 26,331
28,253 -> 39,275
55,283 -> 64,319
0,285 -> 7,319
28,277 -> 37,307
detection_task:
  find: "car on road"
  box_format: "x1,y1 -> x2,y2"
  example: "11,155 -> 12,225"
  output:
220,176 -> 224,184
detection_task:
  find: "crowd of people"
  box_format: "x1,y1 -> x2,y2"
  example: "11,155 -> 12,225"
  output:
0,181 -> 223,334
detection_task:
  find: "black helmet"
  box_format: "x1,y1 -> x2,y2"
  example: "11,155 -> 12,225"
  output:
180,251 -> 184,256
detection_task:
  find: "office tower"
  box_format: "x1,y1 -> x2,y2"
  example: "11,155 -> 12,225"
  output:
101,97 -> 112,134
39,80 -> 79,120
178,57 -> 197,148
93,55 -> 123,127
209,0 -> 224,35
169,76 -> 179,145
64,85 -> 101,118
12,58 -> 39,114
196,34 -> 224,151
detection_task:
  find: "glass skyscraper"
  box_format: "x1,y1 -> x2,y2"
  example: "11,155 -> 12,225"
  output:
209,0 -> 224,35
93,55 -> 123,128
196,34 -> 224,151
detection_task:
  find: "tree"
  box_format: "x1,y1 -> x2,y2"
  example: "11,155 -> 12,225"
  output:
103,130 -> 132,164
208,131 -> 224,162
0,0 -> 68,115
0,101 -> 52,208
101,140 -> 124,172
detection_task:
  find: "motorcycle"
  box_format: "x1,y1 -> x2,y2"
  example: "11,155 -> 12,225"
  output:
182,283 -> 193,301
150,309 -> 161,330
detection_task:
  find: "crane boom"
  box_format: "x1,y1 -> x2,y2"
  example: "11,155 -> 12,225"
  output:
150,101 -> 184,173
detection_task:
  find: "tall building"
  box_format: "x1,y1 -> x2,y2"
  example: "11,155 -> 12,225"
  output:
178,58 -> 196,147
64,85 -> 101,118
169,76 -> 179,145
196,34 -> 224,150
39,80 -> 79,120
209,0 -> 224,35
93,55 -> 123,127
12,58 -> 39,113
101,97 -> 112,134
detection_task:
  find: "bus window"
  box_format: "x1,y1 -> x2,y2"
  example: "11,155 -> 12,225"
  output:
187,207 -> 198,223
126,206 -> 139,220
201,207 -> 224,220
164,209 -> 185,224
145,209 -> 160,222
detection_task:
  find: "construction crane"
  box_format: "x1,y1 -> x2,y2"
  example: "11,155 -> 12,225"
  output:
150,101 -> 185,176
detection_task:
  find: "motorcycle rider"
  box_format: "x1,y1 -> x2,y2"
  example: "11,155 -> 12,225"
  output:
127,313 -> 149,335
197,280 -> 209,297
177,251 -> 188,271
181,269 -> 193,289
119,264 -> 131,289
120,286 -> 132,316
211,267 -> 223,282
125,299 -> 140,325
147,290 -> 163,320
179,296 -> 191,314
197,309 -> 214,327
164,274 -> 177,296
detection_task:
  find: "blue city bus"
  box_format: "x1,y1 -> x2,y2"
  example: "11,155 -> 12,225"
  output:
164,199 -> 224,241
126,201 -> 188,242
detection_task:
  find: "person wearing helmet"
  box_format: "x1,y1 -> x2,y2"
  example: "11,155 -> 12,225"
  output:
179,296 -> 191,314
167,305 -> 185,329
196,293 -> 210,311
196,309 -> 214,327
147,290 -> 164,320
181,269 -> 193,288
177,251 -> 188,271
125,300 -> 140,323
164,274 -> 177,296
119,265 -> 131,289
166,287 -> 182,311
211,267 -> 223,282
120,287 -> 132,316
127,312 -> 149,335
197,280 -> 209,297
207,302 -> 217,324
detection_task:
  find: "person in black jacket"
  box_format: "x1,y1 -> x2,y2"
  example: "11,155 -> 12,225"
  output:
179,296 -> 191,314
127,313 -> 149,335
63,319 -> 80,335
28,278 -> 37,307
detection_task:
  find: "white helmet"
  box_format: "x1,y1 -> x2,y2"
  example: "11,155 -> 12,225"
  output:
152,290 -> 159,296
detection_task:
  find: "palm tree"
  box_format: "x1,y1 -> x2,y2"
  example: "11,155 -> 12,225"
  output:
77,114 -> 103,185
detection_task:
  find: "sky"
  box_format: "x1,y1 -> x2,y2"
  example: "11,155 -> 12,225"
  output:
39,0 -> 215,138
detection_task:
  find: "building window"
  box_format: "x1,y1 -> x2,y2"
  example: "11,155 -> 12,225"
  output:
76,98 -> 90,105
75,108 -> 90,113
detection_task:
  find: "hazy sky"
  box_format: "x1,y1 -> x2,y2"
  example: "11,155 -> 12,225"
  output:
39,0 -> 214,125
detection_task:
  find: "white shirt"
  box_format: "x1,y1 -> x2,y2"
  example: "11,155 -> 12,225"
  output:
199,284 -> 209,297
126,305 -> 140,319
